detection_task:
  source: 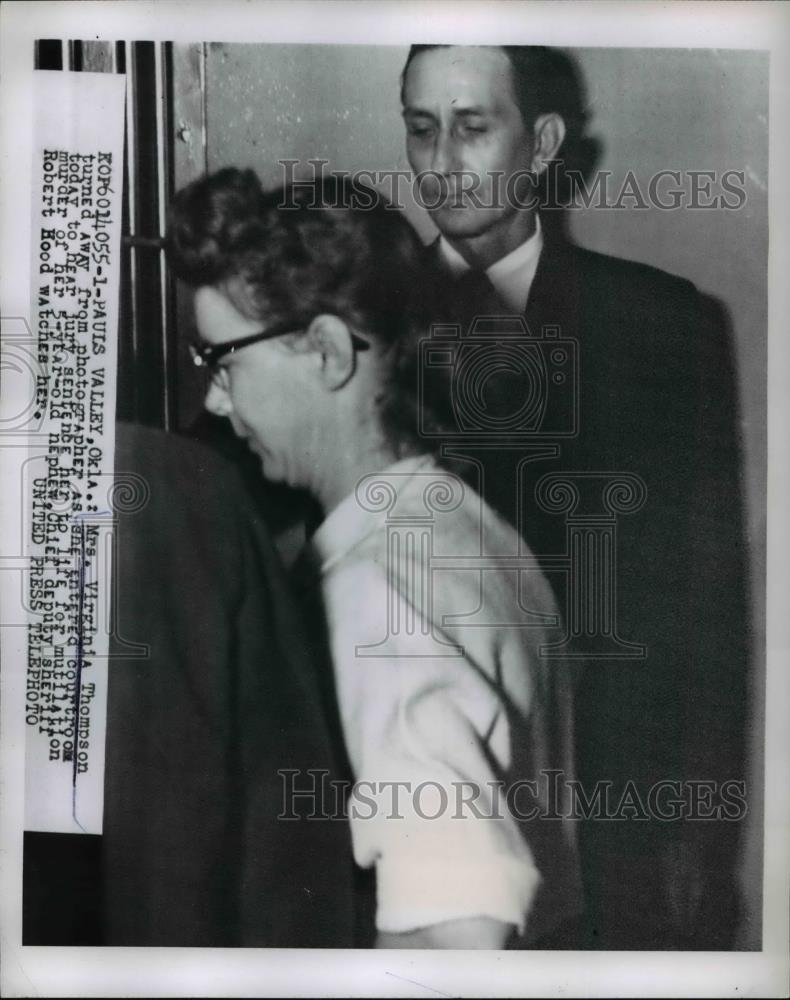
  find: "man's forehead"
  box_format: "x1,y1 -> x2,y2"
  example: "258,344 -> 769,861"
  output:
402,46 -> 517,111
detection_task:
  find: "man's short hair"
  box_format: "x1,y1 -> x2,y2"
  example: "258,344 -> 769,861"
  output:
401,44 -> 587,138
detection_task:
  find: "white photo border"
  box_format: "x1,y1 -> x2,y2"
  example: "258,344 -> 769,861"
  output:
1,2 -> 788,997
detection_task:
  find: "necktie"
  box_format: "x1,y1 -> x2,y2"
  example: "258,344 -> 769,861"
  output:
456,267 -> 508,316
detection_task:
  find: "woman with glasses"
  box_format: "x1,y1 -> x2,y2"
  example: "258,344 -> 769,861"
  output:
165,168 -> 581,949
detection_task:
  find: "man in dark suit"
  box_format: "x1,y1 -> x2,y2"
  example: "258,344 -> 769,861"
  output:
401,44 -> 751,949
23,423 -> 355,947
101,422 -> 356,947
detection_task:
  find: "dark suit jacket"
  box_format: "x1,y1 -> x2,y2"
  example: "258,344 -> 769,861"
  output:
427,232 -> 752,948
101,423 -> 355,947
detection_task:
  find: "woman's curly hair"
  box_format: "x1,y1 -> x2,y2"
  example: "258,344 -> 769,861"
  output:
166,167 -> 460,455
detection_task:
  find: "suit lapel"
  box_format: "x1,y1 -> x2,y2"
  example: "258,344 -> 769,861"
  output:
525,234 -> 582,329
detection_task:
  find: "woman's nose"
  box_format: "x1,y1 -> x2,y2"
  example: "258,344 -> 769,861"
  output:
204,379 -> 232,417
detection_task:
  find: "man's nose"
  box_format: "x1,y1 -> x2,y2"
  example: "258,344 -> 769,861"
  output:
204,379 -> 231,418
430,129 -> 460,175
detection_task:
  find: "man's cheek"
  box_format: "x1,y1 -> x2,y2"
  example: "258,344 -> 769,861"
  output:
406,143 -> 428,174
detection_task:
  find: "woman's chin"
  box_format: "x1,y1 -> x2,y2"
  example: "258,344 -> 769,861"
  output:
255,451 -> 286,485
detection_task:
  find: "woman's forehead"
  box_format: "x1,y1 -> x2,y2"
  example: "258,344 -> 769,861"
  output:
220,273 -> 264,320
194,284 -> 262,342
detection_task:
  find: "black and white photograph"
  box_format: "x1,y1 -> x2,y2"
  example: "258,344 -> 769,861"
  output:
1,1 -> 788,996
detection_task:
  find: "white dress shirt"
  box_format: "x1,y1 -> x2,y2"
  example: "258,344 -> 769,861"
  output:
438,215 -> 544,313
307,453 -> 570,935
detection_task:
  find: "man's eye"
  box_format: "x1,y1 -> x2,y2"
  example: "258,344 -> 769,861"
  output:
462,123 -> 488,135
407,123 -> 434,138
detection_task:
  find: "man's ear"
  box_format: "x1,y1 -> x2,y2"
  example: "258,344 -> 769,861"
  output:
530,113 -> 566,174
304,314 -> 357,390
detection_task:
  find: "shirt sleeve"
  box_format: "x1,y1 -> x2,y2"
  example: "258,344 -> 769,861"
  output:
322,558 -> 541,935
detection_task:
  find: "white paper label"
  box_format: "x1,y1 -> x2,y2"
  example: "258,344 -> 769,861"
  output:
23,70 -> 125,834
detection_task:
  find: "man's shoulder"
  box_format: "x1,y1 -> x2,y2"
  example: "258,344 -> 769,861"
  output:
527,235 -> 714,352
547,237 -> 699,306
116,421 -> 244,490
114,421 -> 284,580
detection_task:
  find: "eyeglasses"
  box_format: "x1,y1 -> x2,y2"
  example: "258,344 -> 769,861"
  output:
190,319 -> 371,376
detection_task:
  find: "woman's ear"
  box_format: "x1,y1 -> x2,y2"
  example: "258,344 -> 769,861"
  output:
531,113 -> 566,174
305,314 -> 357,390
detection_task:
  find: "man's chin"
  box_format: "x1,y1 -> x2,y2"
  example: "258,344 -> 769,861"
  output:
428,206 -> 507,241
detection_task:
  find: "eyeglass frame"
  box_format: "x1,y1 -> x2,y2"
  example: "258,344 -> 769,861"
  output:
189,319 -> 370,373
